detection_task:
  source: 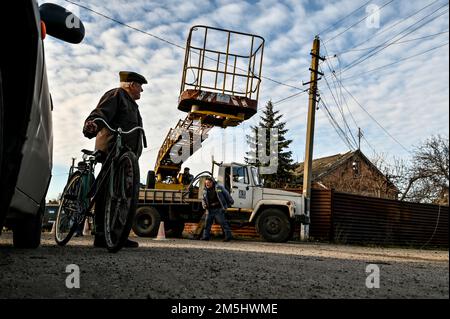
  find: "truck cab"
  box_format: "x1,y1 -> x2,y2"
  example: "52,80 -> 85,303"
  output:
215,162 -> 308,242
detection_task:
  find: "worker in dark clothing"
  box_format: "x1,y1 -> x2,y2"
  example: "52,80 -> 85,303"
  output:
201,176 -> 234,241
181,167 -> 194,186
83,71 -> 148,248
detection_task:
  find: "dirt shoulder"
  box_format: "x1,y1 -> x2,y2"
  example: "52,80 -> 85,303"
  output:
0,233 -> 448,299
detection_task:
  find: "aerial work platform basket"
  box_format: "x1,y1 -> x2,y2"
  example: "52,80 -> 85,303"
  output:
178,25 -> 265,128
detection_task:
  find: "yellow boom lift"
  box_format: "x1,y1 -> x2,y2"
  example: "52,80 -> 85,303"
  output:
135,26 -> 308,242
152,25 -> 265,189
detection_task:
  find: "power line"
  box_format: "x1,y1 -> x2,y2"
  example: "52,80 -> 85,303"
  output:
337,79 -> 412,154
272,89 -> 309,106
335,78 -> 379,156
338,4 -> 449,75
335,29 -> 449,55
319,97 -> 356,150
321,42 -> 359,147
362,134 -> 379,156
322,41 -> 343,106
339,4 -> 449,75
320,65 -> 358,147
341,41 -> 449,81
320,92 -> 357,150
317,0 -> 373,36
323,0 -> 397,44
335,0 -> 442,54
64,0 -> 305,92
321,41 -> 345,112
64,0 -> 185,49
340,83 -> 360,130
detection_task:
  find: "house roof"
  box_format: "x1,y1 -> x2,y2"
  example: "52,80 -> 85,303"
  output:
294,150 -> 398,190
294,151 -> 355,179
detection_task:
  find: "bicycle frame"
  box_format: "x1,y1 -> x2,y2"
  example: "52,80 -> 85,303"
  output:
56,117 -> 145,250
83,133 -> 122,215
83,118 -> 143,216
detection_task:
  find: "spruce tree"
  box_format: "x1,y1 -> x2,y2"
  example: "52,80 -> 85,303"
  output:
245,101 -> 294,187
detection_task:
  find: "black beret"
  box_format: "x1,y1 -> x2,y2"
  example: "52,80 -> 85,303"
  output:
119,71 -> 148,84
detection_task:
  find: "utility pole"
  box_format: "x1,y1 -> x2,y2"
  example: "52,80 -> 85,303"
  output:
358,127 -> 363,150
301,36 -> 324,240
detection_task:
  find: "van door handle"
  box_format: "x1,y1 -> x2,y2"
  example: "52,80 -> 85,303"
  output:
232,186 -> 238,189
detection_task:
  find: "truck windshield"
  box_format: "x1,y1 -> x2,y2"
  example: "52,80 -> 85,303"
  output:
251,167 -> 262,186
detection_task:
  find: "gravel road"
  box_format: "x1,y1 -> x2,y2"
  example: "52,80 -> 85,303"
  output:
0,233 -> 448,299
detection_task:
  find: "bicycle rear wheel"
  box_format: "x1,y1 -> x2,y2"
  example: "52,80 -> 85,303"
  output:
104,151 -> 139,253
55,172 -> 85,246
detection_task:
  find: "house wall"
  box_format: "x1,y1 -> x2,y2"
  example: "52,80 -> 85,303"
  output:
318,157 -> 398,199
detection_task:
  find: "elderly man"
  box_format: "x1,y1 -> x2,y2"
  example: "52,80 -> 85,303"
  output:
83,71 -> 148,248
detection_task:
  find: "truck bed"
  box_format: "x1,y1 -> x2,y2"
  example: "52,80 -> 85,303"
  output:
139,188 -> 201,205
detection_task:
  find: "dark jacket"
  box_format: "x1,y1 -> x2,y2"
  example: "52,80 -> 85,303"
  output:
202,182 -> 234,210
83,88 -> 144,157
181,173 -> 194,185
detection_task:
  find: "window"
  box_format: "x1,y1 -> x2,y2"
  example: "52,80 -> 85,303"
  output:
232,166 -> 249,184
352,161 -> 360,178
251,167 -> 261,186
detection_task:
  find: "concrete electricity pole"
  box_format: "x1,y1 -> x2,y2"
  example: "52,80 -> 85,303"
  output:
301,36 -> 323,240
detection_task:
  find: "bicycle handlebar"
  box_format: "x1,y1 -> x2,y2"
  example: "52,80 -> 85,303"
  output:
92,117 -> 144,135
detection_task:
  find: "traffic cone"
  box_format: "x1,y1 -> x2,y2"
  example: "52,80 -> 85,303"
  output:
155,221 -> 167,240
82,217 -> 90,236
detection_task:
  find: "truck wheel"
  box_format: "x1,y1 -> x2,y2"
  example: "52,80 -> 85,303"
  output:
256,208 -> 291,243
13,200 -> 44,248
132,206 -> 161,237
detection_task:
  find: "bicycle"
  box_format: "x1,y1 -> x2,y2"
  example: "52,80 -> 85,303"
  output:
54,118 -> 145,252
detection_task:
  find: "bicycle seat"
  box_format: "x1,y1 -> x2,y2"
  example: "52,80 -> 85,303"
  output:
81,149 -> 95,156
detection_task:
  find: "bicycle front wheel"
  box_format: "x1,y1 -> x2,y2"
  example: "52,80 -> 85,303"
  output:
55,172 -> 85,246
104,151 -> 140,253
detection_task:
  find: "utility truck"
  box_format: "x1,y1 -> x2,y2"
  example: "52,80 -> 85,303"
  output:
134,160 -> 309,243
130,25 -> 309,242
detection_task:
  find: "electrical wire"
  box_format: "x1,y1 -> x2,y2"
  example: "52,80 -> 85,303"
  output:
337,79 -> 412,154
317,0 -> 373,36
323,0 -> 397,44
272,89 -> 309,106
336,29 -> 449,55
321,66 -> 359,148
340,41 -> 449,81
335,0 -> 442,54
338,4 -> 449,75
64,0 -> 305,92
319,97 -> 356,150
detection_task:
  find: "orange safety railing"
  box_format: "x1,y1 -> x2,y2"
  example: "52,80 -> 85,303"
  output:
180,25 -> 265,100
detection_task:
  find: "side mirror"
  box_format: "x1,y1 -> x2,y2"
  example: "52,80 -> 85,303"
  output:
39,3 -> 85,44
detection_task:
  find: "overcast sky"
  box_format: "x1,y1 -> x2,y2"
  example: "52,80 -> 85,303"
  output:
42,0 -> 449,200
